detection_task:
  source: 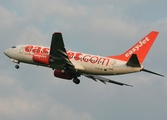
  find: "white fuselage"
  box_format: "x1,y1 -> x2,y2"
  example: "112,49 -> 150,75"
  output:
4,45 -> 143,75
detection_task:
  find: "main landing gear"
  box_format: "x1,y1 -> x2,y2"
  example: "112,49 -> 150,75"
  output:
72,74 -> 81,85
61,64 -> 81,85
61,69 -> 80,84
73,78 -> 80,84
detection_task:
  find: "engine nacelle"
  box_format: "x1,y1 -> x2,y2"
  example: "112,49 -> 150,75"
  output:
33,54 -> 50,65
54,70 -> 73,80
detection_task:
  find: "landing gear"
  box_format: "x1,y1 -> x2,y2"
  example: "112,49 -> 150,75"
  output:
15,65 -> 19,69
11,59 -> 20,69
61,64 -> 81,84
73,78 -> 80,84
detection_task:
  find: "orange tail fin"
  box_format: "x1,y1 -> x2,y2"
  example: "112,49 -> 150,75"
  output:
108,31 -> 159,64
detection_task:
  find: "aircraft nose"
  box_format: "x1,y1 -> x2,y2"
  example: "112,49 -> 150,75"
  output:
4,49 -> 10,57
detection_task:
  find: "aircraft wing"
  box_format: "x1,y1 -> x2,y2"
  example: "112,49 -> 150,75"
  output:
83,74 -> 133,87
49,33 -> 132,87
49,32 -> 75,71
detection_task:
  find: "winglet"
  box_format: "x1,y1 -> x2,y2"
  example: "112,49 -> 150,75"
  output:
50,32 -> 65,56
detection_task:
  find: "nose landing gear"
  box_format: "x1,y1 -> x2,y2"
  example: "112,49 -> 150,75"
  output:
15,65 -> 19,69
11,59 -> 20,69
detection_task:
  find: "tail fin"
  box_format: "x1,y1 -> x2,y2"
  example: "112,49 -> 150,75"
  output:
108,31 -> 159,64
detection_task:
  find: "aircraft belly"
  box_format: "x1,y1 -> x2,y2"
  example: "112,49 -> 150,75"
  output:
79,62 -> 111,75
108,67 -> 141,75
81,62 -> 141,75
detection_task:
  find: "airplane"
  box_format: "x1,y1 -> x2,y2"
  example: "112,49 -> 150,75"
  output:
4,31 -> 164,87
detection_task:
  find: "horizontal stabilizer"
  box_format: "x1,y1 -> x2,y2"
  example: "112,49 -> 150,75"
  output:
126,54 -> 141,67
141,68 -> 165,77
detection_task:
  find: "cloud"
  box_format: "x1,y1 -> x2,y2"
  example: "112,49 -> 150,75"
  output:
0,6 -> 15,27
1,0 -> 167,120
0,74 -> 92,120
17,27 -> 50,45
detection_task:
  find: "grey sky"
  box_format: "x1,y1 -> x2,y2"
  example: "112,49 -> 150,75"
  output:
0,0 -> 167,120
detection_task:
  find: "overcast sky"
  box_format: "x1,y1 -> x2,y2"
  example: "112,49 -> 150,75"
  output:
0,0 -> 167,120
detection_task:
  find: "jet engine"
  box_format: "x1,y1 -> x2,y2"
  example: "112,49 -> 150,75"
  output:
33,54 -> 50,65
54,70 -> 73,80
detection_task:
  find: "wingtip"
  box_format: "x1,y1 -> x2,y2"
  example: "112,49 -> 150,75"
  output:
124,84 -> 133,87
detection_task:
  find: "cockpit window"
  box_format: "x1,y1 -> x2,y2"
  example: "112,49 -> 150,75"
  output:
11,46 -> 16,48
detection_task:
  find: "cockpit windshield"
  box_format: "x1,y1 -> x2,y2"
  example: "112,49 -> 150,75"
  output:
11,46 -> 16,48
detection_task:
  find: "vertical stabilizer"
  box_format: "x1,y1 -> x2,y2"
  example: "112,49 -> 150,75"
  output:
108,31 -> 159,64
